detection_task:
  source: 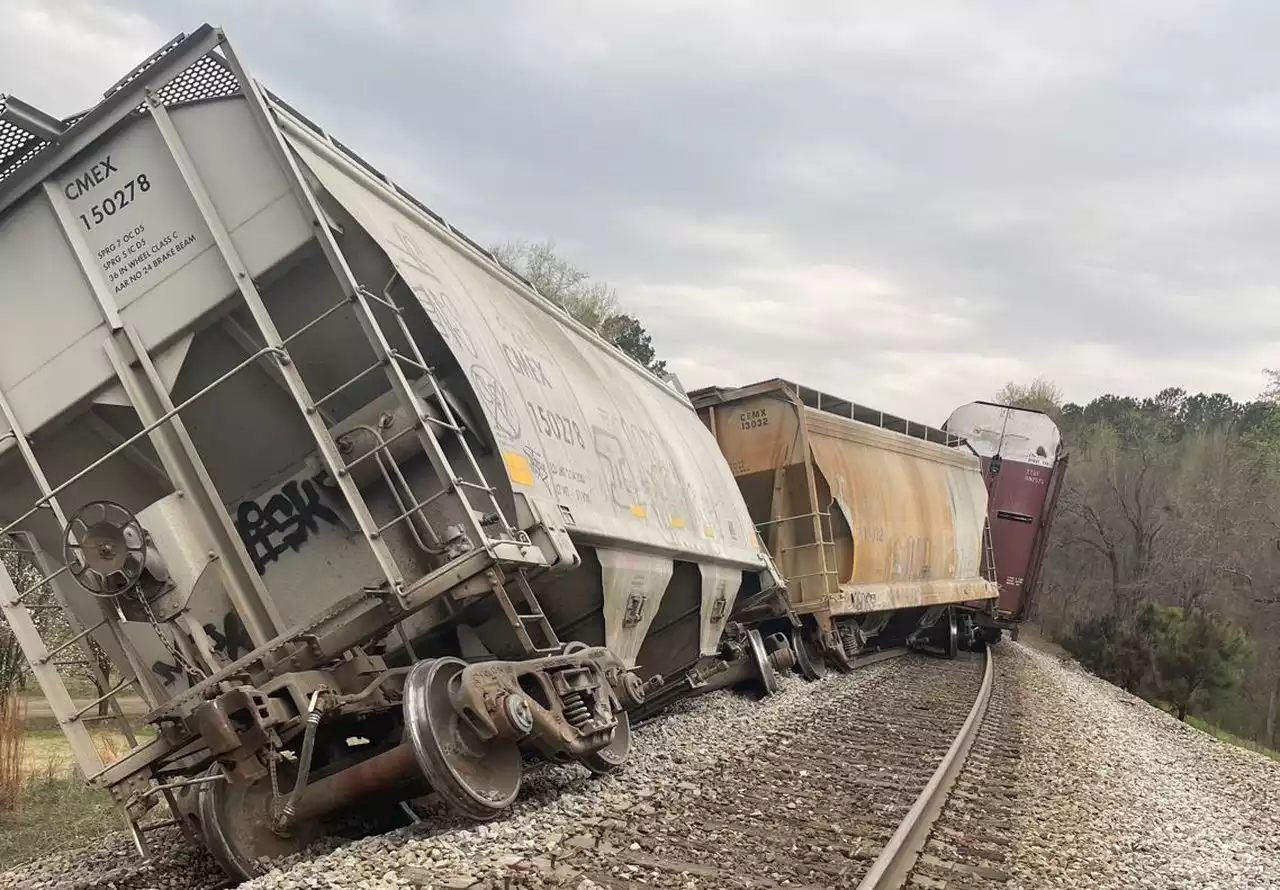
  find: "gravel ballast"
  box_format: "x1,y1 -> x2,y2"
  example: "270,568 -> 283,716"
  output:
5,641 -> 1278,890
1005,642 -> 1280,890
0,659 -> 902,890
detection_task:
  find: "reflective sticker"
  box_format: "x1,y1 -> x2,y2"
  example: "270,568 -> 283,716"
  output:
629,504 -> 647,518
703,524 -> 716,538
503,451 -> 534,486
670,515 -> 685,529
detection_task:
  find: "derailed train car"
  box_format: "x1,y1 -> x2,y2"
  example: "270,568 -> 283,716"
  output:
0,26 -> 785,881
0,23 -> 1071,886
942,401 -> 1069,636
689,380 -> 1001,675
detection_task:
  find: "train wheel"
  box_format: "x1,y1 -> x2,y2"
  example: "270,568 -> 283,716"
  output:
943,608 -> 959,659
791,625 -> 828,681
403,657 -> 523,821
826,646 -> 855,673
581,709 -> 631,775
746,628 -> 780,695
197,763 -> 319,883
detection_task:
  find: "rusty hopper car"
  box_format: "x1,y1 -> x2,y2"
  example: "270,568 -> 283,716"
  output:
0,25 -> 783,881
942,401 -> 1068,635
689,380 -> 998,677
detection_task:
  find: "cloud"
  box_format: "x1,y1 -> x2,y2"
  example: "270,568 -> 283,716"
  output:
5,0 -> 1280,423
0,1 -> 167,107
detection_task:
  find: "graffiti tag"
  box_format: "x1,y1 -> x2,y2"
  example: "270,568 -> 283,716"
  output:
204,611 -> 252,661
234,472 -> 342,575
471,364 -> 522,440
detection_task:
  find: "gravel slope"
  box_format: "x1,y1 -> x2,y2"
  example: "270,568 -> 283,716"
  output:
1006,642 -> 1280,890
7,642 -> 1277,890
240,659 -> 909,890
0,659 -> 905,890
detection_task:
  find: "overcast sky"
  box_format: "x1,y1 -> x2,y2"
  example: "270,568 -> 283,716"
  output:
5,0 -> 1280,423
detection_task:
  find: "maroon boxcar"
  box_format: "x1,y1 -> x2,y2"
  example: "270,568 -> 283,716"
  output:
942,402 -> 1068,636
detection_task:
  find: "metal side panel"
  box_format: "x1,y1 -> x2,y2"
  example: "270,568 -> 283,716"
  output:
597,547 -> 675,669
0,96 -> 311,438
806,411 -> 995,614
827,578 -> 997,617
697,563 -> 742,656
949,462 -> 989,582
277,121 -> 772,576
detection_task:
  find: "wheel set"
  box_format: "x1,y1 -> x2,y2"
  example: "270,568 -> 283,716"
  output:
194,652 -> 633,882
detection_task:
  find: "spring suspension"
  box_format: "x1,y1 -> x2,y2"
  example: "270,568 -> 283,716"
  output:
562,689 -> 592,730
839,622 -> 864,658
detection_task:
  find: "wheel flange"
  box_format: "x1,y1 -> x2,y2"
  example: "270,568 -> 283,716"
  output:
403,657 -> 523,822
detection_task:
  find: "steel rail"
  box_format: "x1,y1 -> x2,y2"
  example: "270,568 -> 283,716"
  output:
856,646 -> 995,890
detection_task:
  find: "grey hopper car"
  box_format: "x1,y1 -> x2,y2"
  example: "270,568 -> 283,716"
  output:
0,25 -> 785,881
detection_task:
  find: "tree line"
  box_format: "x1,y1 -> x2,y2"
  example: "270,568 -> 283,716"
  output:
491,239 -> 667,376
1001,375 -> 1280,749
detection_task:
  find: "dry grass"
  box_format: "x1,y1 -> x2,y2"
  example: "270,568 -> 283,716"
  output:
0,771 -> 121,870
0,694 -> 24,811
21,727 -> 145,779
0,727 -> 139,871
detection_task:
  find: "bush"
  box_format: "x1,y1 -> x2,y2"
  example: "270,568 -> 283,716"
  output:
1063,603 -> 1253,722
1063,613 -> 1147,692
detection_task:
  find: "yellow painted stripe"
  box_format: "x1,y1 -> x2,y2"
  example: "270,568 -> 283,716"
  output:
629,504 -> 647,518
670,515 -> 684,529
503,451 -> 533,486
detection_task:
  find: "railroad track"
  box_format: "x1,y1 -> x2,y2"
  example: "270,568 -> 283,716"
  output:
899,645 -> 1021,890
1,649 -> 1001,890
858,647 -> 995,890
538,649 -> 993,890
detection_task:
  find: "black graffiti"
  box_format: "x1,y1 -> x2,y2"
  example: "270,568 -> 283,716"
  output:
471,364 -> 522,440
204,611 -> 252,661
235,472 -> 342,575
152,660 -> 180,684
523,445 -> 551,485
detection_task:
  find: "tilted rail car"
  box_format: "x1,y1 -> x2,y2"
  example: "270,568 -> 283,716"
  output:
0,25 -> 786,881
689,380 -> 1000,675
942,401 -> 1069,636
0,23 -> 1070,886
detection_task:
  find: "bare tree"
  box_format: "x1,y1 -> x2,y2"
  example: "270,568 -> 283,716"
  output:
491,239 -> 619,332
490,238 -> 668,374
994,376 -> 1065,418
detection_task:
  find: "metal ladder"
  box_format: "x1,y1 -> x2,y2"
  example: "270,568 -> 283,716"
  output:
0,480 -> 189,858
757,508 -> 839,598
981,520 -> 998,586
496,569 -> 562,656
